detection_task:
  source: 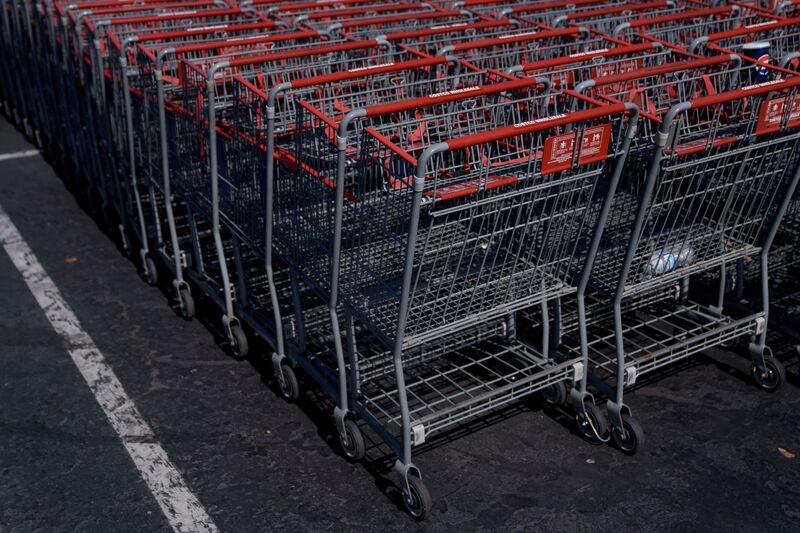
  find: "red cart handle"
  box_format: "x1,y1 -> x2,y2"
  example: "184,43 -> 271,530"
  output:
134,20 -> 280,43
364,76 -> 547,117
568,1 -> 670,21
517,42 -> 657,72
447,27 -> 583,52
690,76 -> 800,108
627,5 -> 734,29
446,103 -> 628,150
587,54 -> 737,87
225,39 -> 383,68
705,16 -> 800,42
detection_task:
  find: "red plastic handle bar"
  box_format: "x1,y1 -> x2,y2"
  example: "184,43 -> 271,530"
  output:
588,54 -> 736,87
627,5 -> 733,28
109,8 -> 240,25
134,20 -> 279,42
690,76 -> 800,108
567,1 -> 669,21
382,19 -> 511,41
289,56 -> 451,89
364,76 -> 546,117
225,39 -> 380,68
69,0 -> 180,7
69,1 -> 219,17
705,16 -> 800,41
447,27 -> 582,52
446,103 -> 628,150
337,11 -> 464,30
301,3 -> 433,20
518,42 -> 656,71
160,30 -> 318,54
254,0 -> 391,10
509,0 -> 617,15
458,0 -> 602,7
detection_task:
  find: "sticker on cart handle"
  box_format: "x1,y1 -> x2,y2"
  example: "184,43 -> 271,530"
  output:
755,96 -> 800,135
541,123 -> 611,175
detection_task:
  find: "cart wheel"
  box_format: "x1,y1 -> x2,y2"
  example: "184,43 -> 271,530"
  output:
403,474 -> 432,521
143,256 -> 158,286
178,286 -> 195,320
229,323 -> 249,359
541,381 -> 567,407
277,362 -> 299,402
576,402 -> 608,444
611,414 -> 645,455
751,357 -> 785,392
339,418 -> 365,462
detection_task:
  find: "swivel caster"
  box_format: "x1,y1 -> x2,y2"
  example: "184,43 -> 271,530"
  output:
143,255 -> 158,286
540,381 -> 567,407
228,323 -> 249,359
751,356 -> 785,393
576,402 -> 608,445
177,285 -> 195,320
276,362 -> 299,402
611,414 -> 645,455
339,418 -> 365,462
403,473 -> 432,521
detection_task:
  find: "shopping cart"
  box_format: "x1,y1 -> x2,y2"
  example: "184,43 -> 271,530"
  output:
691,16 -> 800,69
249,0 -> 432,20
46,1 -> 238,227
280,80 -> 639,517
613,3 -> 785,48
571,54 -> 746,143
762,196 -> 800,349
456,0 -> 633,21
228,52 -> 505,399
3,0 -> 798,521
504,41 -> 696,97
548,1 -> 698,34
562,71 -> 800,454
122,27 -> 331,323
166,39 -> 429,354
438,27 -> 639,76
82,6 -> 269,265
271,2 -> 443,33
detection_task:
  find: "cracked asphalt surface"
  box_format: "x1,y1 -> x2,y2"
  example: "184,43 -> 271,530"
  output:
1,115 -> 800,532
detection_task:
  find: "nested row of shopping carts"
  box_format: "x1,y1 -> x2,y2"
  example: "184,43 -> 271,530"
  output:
2,0 -> 800,520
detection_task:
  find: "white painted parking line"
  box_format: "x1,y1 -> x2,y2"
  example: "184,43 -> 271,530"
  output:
0,149 -> 39,162
0,202 -> 218,533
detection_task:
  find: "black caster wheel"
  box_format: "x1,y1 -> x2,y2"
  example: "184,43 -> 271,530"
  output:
339,418 -> 365,462
751,356 -> 785,392
611,414 -> 645,455
143,256 -> 158,286
229,324 -> 249,359
178,286 -> 195,320
403,474 -> 432,521
277,362 -> 299,402
576,402 -> 608,444
540,381 -> 567,407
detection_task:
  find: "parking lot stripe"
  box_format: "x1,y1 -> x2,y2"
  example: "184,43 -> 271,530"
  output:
0,202 -> 218,533
0,149 -> 39,162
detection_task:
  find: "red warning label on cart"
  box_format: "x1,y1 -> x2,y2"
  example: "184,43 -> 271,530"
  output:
541,123 -> 611,175
755,96 -> 800,136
